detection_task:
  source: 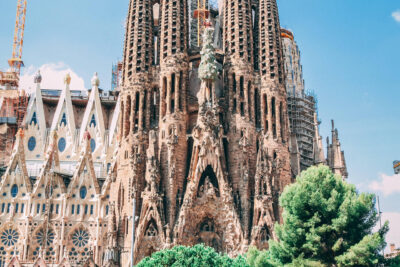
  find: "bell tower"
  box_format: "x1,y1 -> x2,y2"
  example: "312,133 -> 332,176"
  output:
111,0 -> 156,265
158,0 -> 190,233
222,0 -> 257,242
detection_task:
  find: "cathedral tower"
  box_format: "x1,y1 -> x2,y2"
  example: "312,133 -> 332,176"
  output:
158,0 -> 189,234
113,0 -> 156,265
222,0 -> 257,242
250,0 -> 292,248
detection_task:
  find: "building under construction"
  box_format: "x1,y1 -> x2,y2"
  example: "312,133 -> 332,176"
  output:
0,0 -> 29,171
281,29 -> 346,177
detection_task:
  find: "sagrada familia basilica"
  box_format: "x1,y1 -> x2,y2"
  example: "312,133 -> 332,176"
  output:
0,0 -> 347,266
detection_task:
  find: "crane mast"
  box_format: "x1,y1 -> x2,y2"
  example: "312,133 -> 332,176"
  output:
0,0 -> 28,88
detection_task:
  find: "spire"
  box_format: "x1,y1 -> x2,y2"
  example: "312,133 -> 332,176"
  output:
122,0 -> 154,84
259,0 -> 284,84
25,70 -> 46,137
79,72 -> 105,143
313,112 -> 325,165
50,73 -> 76,133
326,120 -> 348,179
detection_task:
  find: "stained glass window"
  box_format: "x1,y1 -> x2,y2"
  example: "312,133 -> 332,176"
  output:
10,184 -> 18,198
30,112 -> 37,125
28,137 -> 36,151
90,139 -> 96,153
80,186 -> 87,199
35,229 -> 55,246
90,114 -> 96,127
58,137 -> 66,152
1,229 -> 19,246
60,113 -> 67,126
72,229 -> 89,247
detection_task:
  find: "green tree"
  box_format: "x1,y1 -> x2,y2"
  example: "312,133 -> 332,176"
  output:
137,244 -> 249,267
266,165 -> 387,266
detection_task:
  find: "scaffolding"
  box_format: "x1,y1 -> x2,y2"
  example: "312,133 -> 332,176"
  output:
287,89 -> 317,171
111,62 -> 123,91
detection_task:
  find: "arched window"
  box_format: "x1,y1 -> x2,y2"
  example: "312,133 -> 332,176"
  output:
60,113 -> 67,126
28,136 -> 36,151
30,112 -> 37,125
90,139 -> 96,152
58,137 -> 66,152
90,114 -> 96,127
10,184 -> 18,198
80,186 -> 87,199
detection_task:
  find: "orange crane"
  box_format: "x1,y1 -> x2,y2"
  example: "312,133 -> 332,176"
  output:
0,0 -> 28,88
194,0 -> 210,47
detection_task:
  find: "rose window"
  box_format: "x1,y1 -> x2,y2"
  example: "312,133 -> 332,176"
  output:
1,229 -> 19,247
72,229 -> 89,247
35,229 -> 55,246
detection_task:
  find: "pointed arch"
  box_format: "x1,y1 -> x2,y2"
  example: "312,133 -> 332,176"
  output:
79,83 -> 106,143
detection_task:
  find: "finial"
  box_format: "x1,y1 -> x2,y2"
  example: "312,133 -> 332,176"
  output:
91,72 -> 100,87
34,70 -> 42,84
64,73 -> 71,86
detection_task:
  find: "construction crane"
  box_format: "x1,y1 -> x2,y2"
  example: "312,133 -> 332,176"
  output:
0,0 -> 28,88
194,0 -> 210,47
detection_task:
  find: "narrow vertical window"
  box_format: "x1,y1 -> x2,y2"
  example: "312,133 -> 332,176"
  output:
50,204 -> 54,213
71,204 -> 75,215
15,203 -> 19,213
1,203 -> 5,213
56,204 -> 59,214
21,203 -> 24,213
90,205 -> 94,215
36,204 -> 40,214
42,204 -> 46,213
77,205 -> 80,215
85,204 -> 88,215
106,205 -> 109,215
7,203 -> 11,213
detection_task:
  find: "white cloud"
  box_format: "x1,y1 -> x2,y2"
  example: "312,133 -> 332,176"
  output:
392,10 -> 400,23
375,212 -> 400,253
19,62 -> 86,93
369,173 -> 400,196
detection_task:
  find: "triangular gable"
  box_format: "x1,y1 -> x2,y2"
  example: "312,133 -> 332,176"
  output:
79,73 -> 105,143
50,73 -> 76,133
7,256 -> 22,267
25,77 -> 46,137
32,132 -> 66,196
2,129 -> 32,192
33,257 -> 47,267
67,132 -> 100,197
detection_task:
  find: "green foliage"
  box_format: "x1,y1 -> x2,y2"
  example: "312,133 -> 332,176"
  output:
265,165 -> 387,266
137,244 -> 249,267
385,255 -> 400,267
246,247 -> 275,267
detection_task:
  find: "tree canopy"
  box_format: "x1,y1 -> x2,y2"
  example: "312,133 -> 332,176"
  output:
137,244 -> 249,267
261,165 -> 388,266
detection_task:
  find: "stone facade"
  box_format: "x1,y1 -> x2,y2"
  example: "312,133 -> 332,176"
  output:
0,0 -> 348,266
0,73 -> 119,266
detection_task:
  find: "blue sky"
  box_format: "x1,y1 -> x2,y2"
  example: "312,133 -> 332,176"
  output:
0,0 -> 399,247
